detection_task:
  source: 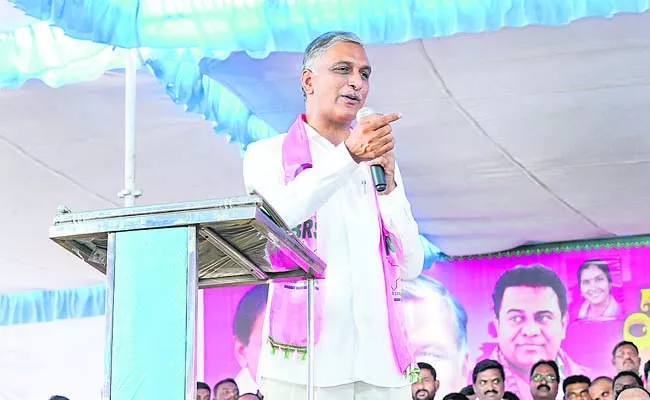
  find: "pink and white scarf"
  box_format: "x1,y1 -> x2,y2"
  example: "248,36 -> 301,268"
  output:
267,114 -> 418,381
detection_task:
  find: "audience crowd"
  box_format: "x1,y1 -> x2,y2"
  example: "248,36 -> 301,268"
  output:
197,340 -> 650,400
407,341 -> 650,400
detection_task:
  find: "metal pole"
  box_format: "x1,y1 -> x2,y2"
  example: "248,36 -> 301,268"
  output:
102,233 -> 116,400
185,227 -> 198,400
307,279 -> 315,400
119,48 -> 141,206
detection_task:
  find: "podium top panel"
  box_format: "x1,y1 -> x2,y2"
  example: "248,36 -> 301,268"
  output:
50,195 -> 325,287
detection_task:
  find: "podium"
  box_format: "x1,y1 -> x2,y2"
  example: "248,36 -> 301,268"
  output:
49,195 -> 325,400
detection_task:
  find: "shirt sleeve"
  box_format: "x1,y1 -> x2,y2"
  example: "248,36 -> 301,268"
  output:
242,137 -> 360,227
377,161 -> 424,280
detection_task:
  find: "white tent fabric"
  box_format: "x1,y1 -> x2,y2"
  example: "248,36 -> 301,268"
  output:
0,6 -> 649,400
203,11 -> 650,256
0,72 -> 246,292
0,316 -> 104,400
2,12 -> 649,292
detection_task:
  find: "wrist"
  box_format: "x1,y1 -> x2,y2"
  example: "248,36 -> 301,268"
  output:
344,139 -> 362,164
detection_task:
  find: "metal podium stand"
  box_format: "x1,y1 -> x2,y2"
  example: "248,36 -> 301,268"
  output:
49,195 -> 325,400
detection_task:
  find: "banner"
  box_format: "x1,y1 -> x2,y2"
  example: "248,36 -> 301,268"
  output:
202,237 -> 650,400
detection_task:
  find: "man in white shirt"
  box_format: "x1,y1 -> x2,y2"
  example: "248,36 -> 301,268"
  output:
242,31 -> 424,400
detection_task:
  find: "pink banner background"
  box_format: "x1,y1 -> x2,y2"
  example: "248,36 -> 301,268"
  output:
202,243 -> 650,399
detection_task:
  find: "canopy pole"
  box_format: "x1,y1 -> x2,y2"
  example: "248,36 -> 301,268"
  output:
119,49 -> 141,206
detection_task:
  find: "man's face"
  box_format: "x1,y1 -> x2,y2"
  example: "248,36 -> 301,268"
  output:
302,41 -> 370,125
234,309 -> 265,379
215,382 -> 238,400
474,368 -> 505,400
618,388 -> 650,400
404,292 -> 469,397
590,379 -> 613,400
613,344 -> 641,373
412,368 -> 439,400
565,383 -> 592,400
495,286 -> 567,372
614,376 -> 640,395
579,265 -> 610,306
530,363 -> 559,400
197,388 -> 210,400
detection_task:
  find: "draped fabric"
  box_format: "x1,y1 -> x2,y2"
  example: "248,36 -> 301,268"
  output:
0,284 -> 105,325
0,22 -> 137,88
8,0 -> 650,49
2,1 -> 649,147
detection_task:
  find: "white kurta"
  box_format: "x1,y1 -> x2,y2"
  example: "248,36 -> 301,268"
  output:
242,122 -> 424,388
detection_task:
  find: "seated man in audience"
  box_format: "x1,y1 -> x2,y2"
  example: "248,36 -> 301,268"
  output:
615,385 -> 650,400
461,384 -> 477,400
614,372 -> 644,397
589,377 -> 614,400
472,360 -> 506,400
612,341 -> 642,375
411,362 -> 440,400
238,393 -> 262,400
444,393 -> 470,400
644,361 -> 650,391
214,378 -> 239,400
530,360 -> 559,400
197,382 -> 211,400
563,376 -> 592,400
504,391 -> 520,400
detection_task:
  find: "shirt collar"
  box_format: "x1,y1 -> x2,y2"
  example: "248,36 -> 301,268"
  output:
303,121 -> 349,150
303,121 -> 328,143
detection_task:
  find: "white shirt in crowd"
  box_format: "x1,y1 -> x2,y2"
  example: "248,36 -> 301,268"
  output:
242,122 -> 424,388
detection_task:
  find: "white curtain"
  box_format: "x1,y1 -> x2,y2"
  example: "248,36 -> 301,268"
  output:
0,316 -> 105,400
0,285 -> 205,400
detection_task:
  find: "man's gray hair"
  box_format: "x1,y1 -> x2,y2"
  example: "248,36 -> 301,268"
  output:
302,31 -> 364,71
402,275 -> 469,353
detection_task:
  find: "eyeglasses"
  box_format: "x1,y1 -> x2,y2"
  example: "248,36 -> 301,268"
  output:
532,374 -> 557,382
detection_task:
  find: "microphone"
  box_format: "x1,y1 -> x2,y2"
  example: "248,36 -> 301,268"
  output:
356,107 -> 387,192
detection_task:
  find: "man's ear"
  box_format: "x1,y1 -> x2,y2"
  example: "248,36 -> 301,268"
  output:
234,338 -> 248,368
301,69 -> 314,96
